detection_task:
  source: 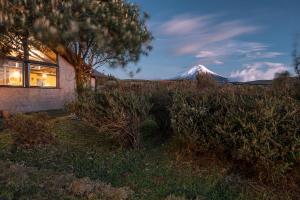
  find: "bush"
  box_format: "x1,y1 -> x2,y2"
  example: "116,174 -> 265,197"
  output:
272,71 -> 300,100
149,88 -> 173,138
171,86 -> 300,181
4,113 -> 55,149
196,73 -> 218,89
67,88 -> 151,149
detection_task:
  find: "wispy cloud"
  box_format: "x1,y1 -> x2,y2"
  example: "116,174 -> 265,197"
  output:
230,62 -> 289,82
160,15 -> 213,36
158,14 -> 282,65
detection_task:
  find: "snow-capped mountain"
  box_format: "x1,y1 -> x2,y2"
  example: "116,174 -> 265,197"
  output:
174,65 -> 228,83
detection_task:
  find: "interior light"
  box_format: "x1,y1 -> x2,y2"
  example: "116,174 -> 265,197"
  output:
12,70 -> 21,79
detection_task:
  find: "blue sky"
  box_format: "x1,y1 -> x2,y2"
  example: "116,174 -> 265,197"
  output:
103,0 -> 300,81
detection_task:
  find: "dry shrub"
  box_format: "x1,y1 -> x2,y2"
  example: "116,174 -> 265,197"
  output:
4,113 -> 55,149
196,73 -> 219,89
171,86 -> 300,182
272,71 -> 300,100
68,177 -> 133,200
0,161 -> 133,200
67,88 -> 151,149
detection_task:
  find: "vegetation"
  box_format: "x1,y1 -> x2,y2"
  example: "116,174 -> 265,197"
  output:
196,73 -> 219,89
67,88 -> 151,149
1,75 -> 300,199
4,113 -> 56,149
171,85 -> 300,182
0,160 -> 133,200
1,116 -> 287,200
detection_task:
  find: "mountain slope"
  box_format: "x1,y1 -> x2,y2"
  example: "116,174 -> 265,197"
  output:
174,65 -> 228,83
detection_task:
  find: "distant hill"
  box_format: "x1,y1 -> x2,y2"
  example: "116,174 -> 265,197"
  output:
231,80 -> 273,85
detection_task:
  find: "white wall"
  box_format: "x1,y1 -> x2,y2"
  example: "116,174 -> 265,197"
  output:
0,56 -> 76,113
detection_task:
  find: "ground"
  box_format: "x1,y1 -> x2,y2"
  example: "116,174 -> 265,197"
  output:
0,114 -> 291,200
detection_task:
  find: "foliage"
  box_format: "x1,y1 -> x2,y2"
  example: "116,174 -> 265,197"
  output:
4,113 -> 56,149
171,86 -> 300,182
0,0 -> 153,84
67,88 -> 151,149
196,73 -> 219,89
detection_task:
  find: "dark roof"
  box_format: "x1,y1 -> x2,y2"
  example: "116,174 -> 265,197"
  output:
92,69 -> 107,78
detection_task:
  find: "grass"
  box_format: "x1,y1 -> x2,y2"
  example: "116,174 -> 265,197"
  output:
0,115 -> 291,200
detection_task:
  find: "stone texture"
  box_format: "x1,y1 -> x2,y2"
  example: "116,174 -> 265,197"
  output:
0,56 -> 76,113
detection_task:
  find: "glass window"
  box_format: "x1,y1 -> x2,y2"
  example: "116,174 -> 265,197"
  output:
0,60 -> 23,86
29,46 -> 57,64
30,64 -> 57,87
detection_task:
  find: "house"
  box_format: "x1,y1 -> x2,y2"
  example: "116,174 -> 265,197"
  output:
91,69 -> 111,91
0,46 -> 77,113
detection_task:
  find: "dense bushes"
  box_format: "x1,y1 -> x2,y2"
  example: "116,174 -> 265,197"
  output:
171,86 -> 300,181
67,88 -> 151,149
69,80 -> 300,182
149,88 -> 173,138
4,113 -> 55,149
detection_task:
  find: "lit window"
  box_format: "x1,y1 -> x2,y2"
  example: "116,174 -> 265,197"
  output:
2,43 -> 58,88
29,46 -> 57,64
30,64 -> 57,87
0,60 -> 23,86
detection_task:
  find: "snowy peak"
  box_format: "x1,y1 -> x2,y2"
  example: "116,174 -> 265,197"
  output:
181,65 -> 218,78
174,64 -> 228,83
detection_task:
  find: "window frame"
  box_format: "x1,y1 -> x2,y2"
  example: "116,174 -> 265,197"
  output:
0,55 -> 59,89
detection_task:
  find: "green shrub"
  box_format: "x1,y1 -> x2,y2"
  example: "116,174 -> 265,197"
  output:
67,88 -> 151,149
171,86 -> 300,181
4,113 -> 55,149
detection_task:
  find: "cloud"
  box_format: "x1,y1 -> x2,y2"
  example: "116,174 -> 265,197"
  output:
245,51 -> 284,59
230,62 -> 289,82
158,14 -> 282,65
196,51 -> 217,58
194,41 -> 269,65
160,15 -> 213,36
159,15 -> 259,55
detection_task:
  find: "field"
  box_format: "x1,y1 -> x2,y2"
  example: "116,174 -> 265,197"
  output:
0,76 -> 299,200
0,115 -> 290,200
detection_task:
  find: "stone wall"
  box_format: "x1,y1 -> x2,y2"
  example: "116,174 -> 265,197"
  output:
0,56 -> 76,113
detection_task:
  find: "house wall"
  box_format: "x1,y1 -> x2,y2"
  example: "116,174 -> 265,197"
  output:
0,56 -> 76,113
91,77 -> 96,90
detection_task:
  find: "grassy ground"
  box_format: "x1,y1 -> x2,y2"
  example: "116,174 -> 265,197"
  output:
0,116 -> 291,200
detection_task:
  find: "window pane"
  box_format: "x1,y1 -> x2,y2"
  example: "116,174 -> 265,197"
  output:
29,46 -> 57,64
30,64 -> 57,87
0,60 -> 23,86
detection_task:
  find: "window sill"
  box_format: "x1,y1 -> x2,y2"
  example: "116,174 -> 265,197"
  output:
0,86 -> 61,89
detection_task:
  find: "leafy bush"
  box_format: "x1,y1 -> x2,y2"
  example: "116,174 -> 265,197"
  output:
67,88 -> 151,149
4,113 -> 55,149
171,86 -> 300,181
